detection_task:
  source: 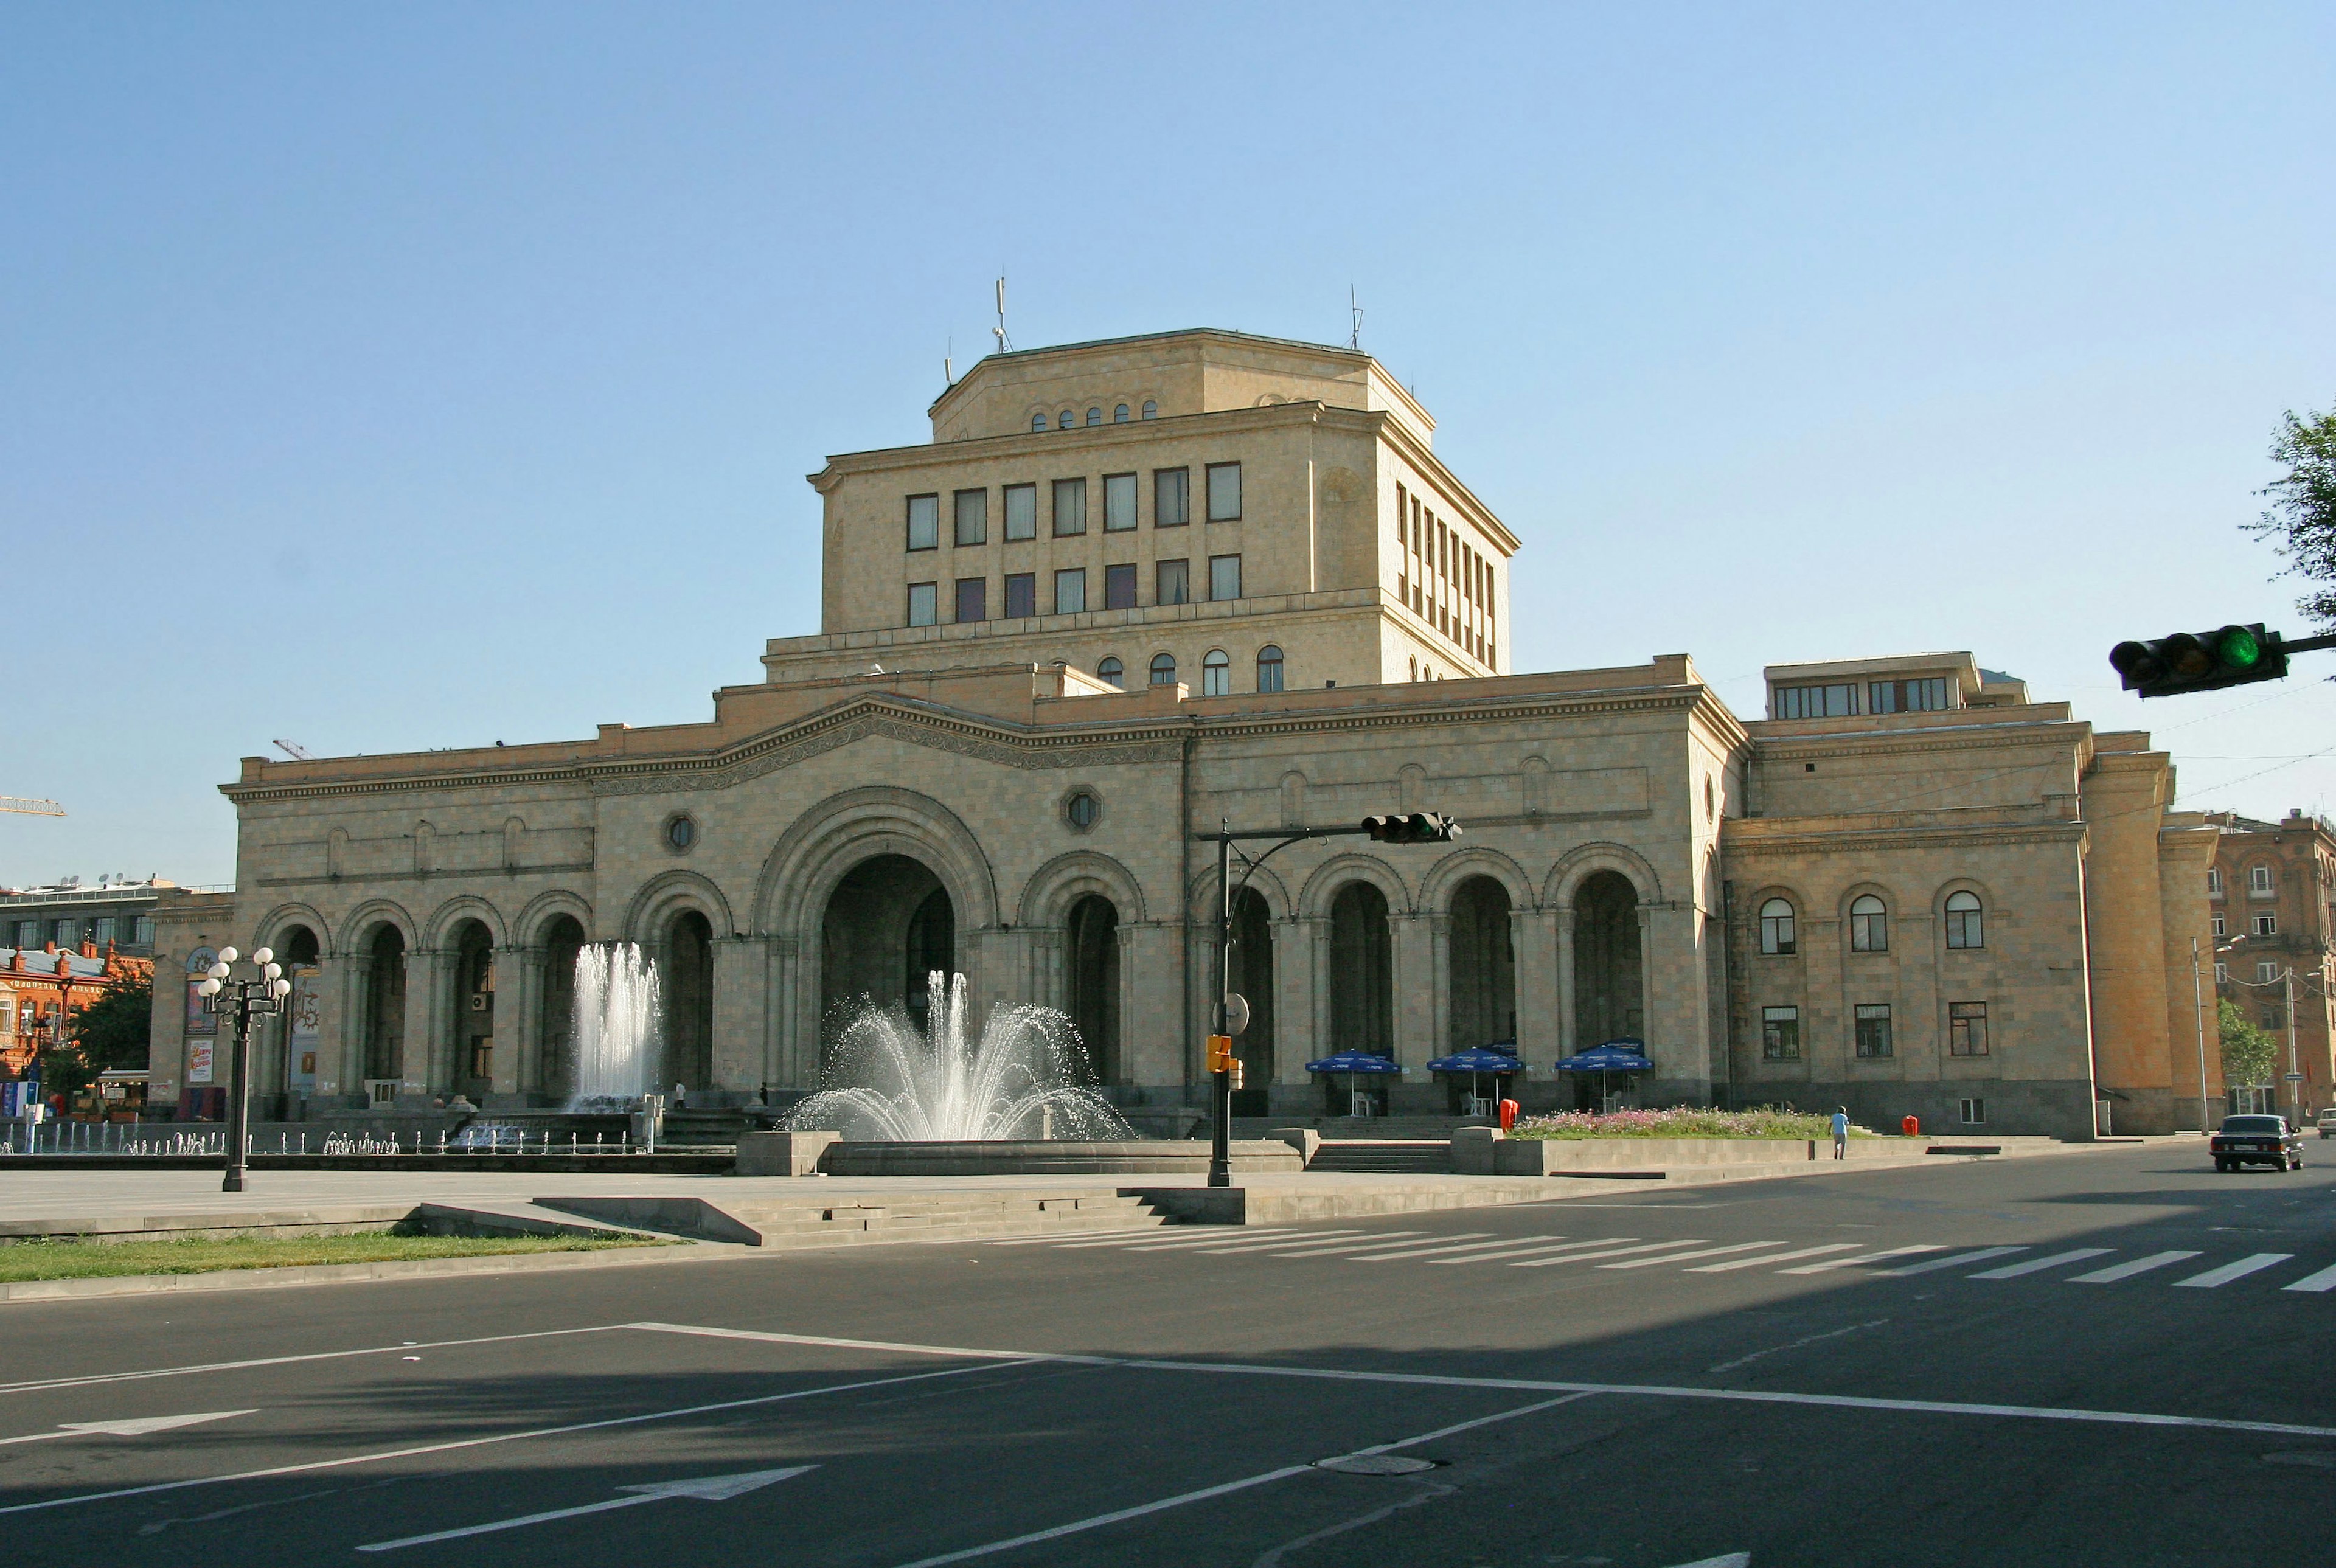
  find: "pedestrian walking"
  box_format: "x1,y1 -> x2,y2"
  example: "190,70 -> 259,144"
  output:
1831,1106 -> 1849,1159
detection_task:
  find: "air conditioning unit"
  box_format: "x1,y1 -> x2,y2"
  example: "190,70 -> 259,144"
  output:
469,994 -> 490,1011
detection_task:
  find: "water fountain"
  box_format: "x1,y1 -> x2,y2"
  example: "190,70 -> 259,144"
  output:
568,942 -> 662,1111
790,971 -> 1129,1142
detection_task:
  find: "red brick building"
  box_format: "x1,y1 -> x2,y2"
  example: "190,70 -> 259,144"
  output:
2206,810 -> 2336,1122
0,939 -> 155,1081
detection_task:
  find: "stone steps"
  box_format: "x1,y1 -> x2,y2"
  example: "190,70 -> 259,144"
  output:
537,1189 -> 1178,1249
1305,1139 -> 1456,1174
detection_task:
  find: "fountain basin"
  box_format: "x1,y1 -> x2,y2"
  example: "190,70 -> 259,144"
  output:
803,1137 -> 1305,1178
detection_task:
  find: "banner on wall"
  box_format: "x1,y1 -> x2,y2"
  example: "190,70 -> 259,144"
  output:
288,966 -> 322,1092
186,1037 -> 214,1086
184,946 -> 218,1040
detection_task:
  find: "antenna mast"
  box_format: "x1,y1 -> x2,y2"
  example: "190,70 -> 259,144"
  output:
992,276 -> 1012,353
1349,285 -> 1363,350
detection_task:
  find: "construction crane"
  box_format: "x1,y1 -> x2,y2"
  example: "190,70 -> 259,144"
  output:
0,797 -> 65,817
273,739 -> 316,761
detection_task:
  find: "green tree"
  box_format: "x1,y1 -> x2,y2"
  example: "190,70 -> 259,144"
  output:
2245,404 -> 2336,628
2217,997 -> 2278,1089
44,975 -> 151,1101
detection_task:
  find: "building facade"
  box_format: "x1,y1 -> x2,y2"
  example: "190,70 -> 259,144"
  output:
2206,810 -> 2336,1120
144,330 -> 2222,1137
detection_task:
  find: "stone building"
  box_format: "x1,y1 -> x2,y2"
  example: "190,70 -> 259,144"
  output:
2206,810 -> 2336,1120
144,328 -> 2222,1137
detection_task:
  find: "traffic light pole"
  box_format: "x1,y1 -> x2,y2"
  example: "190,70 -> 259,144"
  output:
1204,817 -> 1459,1188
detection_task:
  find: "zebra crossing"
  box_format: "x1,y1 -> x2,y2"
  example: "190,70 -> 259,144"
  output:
982,1225 -> 2336,1292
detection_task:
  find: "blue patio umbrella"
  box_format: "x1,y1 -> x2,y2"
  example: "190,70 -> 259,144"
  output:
1425,1044 -> 1522,1115
1552,1038 -> 1654,1108
1305,1049 -> 1402,1116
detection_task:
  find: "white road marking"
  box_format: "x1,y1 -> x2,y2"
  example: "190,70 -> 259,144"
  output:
1885,1246 -> 2026,1277
1776,1246 -> 1948,1275
1967,1249 -> 2113,1279
1690,1244 -> 1863,1273
888,1393 -> 1594,1567
0,1410 -> 254,1448
0,1324 -> 626,1398
1350,1237 -> 1559,1263
2280,1261 -> 2336,1292
1435,1237 -> 1641,1264
1512,1239 -> 1712,1268
1254,1233 -> 1458,1257
2067,1251 -> 2202,1283
356,1466 -> 816,1552
2174,1253 -> 2294,1288
1706,1320 -> 1889,1373
982,1227 -> 1169,1247
1097,1229 -> 1335,1252
1599,1241 -> 1788,1270
1664,1555 -> 1750,1567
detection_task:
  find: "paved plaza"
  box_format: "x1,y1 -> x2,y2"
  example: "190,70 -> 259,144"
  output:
1,1143 -> 2330,1564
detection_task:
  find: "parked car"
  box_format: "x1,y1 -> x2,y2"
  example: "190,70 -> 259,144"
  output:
2317,1109 -> 2336,1140
2211,1114 -> 2303,1171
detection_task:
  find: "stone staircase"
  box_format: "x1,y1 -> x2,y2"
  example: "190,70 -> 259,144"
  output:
1305,1139 -> 1455,1174
538,1188 -> 1178,1249
655,1107 -> 759,1150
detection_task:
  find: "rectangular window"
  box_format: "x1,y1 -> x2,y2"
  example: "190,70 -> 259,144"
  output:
94,917 -> 116,947
1052,478 -> 1087,537
2253,914 -> 2278,937
1206,462 -> 1242,522
132,915 -> 155,946
1104,563 -> 1137,611
1761,1005 -> 1801,1061
1868,676 -> 1950,714
1948,1001 -> 1989,1056
2251,864 -> 2275,896
1003,484 -> 1037,541
1156,558 -> 1190,606
2262,1006 -> 2286,1031
2212,913 -> 2226,937
1208,553 -> 1242,602
2207,867 -> 2223,897
1153,468 -> 1189,528
953,489 -> 987,547
906,582 -> 937,626
2256,960 -> 2278,983
953,577 -> 985,623
1396,482 -> 1408,546
16,920 -> 36,948
906,494 -> 939,552
1773,683 -> 1857,720
1959,1097 -> 1986,1126
1854,1003 -> 1894,1059
1104,473 -> 1138,533
1004,572 -> 1036,620
2214,962 -> 2228,983
1054,568 -> 1086,616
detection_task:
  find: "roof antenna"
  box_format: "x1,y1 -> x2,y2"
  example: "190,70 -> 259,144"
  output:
992,275 -> 1012,353
1349,285 -> 1363,350
944,336 -> 953,387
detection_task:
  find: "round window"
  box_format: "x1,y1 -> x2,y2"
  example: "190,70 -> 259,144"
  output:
664,813 -> 697,853
1063,790 -> 1102,831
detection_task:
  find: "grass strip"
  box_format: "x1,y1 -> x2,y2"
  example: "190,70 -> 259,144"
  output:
0,1228 -> 667,1282
1511,1105 -> 1881,1140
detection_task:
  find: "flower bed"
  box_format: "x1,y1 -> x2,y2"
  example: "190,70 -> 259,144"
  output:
1510,1106 -> 1875,1140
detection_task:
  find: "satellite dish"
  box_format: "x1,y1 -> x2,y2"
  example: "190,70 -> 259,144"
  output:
1223,993 -> 1251,1038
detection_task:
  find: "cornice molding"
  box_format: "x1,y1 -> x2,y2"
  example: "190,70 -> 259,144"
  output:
1723,822 -> 2088,858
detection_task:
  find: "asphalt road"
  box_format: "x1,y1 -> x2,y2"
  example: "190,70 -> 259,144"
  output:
3,1143 -> 2332,1567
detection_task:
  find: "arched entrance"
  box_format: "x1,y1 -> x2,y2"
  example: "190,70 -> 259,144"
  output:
363,925 -> 407,1083
271,926 -> 321,1112
1573,870 -> 1643,1093
1227,887 -> 1275,1086
664,910 -> 714,1092
1329,882 -> 1392,1058
1065,894 -> 1119,1083
538,914 -> 585,1101
821,854 -> 956,1058
450,920 -> 496,1100
1449,876 -> 1515,1049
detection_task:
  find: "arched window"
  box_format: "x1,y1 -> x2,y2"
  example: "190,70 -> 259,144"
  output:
1945,890 -> 1984,949
1141,400 -> 1158,418
1031,413 -> 1046,434
1201,649 -> 1230,696
1113,403 -> 1130,422
1058,410 -> 1074,429
1097,656 -> 1124,689
1759,898 -> 1796,956
1849,894 -> 1888,952
1149,653 -> 1177,686
1256,644 -> 1284,693
1409,657 -> 1418,681
1086,406 -> 1102,426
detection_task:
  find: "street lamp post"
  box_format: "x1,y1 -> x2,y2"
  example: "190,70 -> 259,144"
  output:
197,945 -> 291,1193
2190,937 -> 2213,1136
1204,813 -> 1460,1188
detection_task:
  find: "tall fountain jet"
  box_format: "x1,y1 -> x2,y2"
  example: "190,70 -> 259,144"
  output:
568,943 -> 662,1111
792,971 -> 1128,1141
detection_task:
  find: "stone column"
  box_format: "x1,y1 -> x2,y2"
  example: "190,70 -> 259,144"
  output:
498,943 -> 536,1098
1636,907 -> 1655,1045
1391,911 -> 1434,1077
764,934 -> 801,1092
335,950 -> 369,1103
1427,911 -> 1454,1063
1273,917 -> 1317,1082
1513,907 -> 1559,1065
1122,921 -> 1184,1088
1113,921 -> 1139,1086
403,946 -> 450,1094
1553,903 -> 1576,1060
710,935 -> 764,1098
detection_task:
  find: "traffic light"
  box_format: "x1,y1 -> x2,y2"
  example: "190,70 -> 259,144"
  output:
1205,1035 -> 1236,1074
1362,812 -> 1462,844
2108,624 -> 2288,698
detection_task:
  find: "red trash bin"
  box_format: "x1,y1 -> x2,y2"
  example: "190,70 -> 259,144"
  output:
1498,1098 -> 1519,1132
1902,1114 -> 1920,1137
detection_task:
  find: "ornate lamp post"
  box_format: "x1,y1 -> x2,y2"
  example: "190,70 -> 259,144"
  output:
196,945 -> 290,1192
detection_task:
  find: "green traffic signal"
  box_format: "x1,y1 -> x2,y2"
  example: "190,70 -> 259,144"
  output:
1362,812 -> 1462,844
2109,623 -> 2287,698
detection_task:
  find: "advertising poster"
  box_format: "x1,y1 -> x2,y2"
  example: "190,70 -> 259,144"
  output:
288,966 -> 322,1091
186,1037 -> 214,1086
185,947 -> 218,1039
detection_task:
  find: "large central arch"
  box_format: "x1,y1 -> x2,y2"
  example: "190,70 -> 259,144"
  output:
820,853 -> 956,1034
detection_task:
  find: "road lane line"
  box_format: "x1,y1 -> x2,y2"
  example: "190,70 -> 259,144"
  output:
0,1325 -> 629,1399
2174,1253 -> 2294,1288
1350,1237 -> 1559,1262
982,1228 -> 1169,1247
1255,1233 -> 1459,1258
2281,1262 -> 2336,1292
2068,1251 -> 2202,1283
1689,1244 -> 1863,1273
1599,1241 -> 1788,1270
1885,1247 -> 2026,1276
1512,1239 -> 1712,1268
1435,1238 -> 1641,1264
1776,1246 -> 1948,1275
1097,1229 -> 1335,1252
888,1393 -> 1596,1567
1968,1249 -> 2113,1279
357,1466 -> 818,1552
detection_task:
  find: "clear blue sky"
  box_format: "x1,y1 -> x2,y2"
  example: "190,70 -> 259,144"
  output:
5,4 -> 2332,887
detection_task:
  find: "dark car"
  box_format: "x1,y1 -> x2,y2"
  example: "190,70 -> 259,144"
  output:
2211,1114 -> 2304,1172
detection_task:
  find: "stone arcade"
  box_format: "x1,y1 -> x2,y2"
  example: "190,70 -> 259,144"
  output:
147,329 -> 2225,1137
